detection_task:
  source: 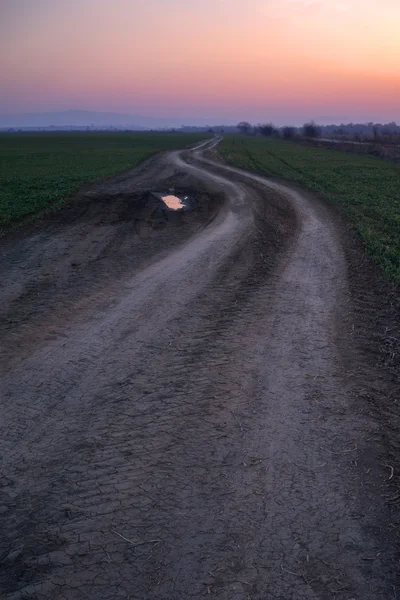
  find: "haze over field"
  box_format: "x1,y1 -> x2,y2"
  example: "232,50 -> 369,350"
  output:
1,0 -> 399,125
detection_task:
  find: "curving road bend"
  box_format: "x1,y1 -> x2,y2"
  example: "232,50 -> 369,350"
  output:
0,139 -> 393,598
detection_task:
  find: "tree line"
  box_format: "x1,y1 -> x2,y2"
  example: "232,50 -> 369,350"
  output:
236,121 -> 400,140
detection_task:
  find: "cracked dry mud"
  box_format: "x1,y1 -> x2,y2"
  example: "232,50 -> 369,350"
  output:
0,139 -> 398,599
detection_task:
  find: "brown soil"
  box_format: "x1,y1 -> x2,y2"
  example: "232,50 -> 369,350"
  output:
0,139 -> 398,599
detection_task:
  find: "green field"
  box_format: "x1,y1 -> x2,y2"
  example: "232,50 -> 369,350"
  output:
220,136 -> 400,282
0,131 -> 208,231
2,132 -> 399,282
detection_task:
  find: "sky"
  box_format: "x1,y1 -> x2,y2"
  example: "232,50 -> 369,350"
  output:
0,0 -> 399,125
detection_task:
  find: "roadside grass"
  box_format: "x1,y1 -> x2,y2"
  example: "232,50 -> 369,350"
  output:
220,136 -> 400,283
0,131 -> 208,231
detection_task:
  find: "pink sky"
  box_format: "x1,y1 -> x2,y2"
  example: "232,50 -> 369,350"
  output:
1,0 -> 399,124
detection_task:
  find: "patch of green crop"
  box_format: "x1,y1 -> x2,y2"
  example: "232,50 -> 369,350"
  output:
220,136 -> 400,282
0,131 -> 208,231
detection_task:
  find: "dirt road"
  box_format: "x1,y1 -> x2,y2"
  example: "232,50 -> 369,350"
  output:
0,139 -> 397,599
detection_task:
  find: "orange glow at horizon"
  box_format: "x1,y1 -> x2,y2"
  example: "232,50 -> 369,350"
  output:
0,0 -> 399,123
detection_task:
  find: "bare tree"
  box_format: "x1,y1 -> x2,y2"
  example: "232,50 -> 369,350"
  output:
259,123 -> 277,137
237,121 -> 252,134
303,121 -> 320,138
282,126 -> 296,139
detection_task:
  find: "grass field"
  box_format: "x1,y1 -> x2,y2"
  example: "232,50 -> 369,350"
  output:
0,131 -> 208,231
220,136 -> 400,283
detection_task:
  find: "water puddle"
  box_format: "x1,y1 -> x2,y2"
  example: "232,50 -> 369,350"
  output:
161,194 -> 189,211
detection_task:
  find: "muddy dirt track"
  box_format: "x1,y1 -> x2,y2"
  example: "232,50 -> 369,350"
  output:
0,139 -> 399,599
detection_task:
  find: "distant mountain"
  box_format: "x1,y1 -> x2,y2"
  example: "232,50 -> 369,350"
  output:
0,110 -> 190,129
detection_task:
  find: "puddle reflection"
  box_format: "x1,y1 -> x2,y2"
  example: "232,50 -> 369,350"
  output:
161,195 -> 185,210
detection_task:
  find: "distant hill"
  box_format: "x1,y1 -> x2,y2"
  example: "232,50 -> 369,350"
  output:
0,110 -> 190,129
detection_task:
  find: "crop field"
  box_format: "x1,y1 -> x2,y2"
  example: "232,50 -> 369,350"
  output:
0,131 -> 208,231
220,136 -> 400,282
